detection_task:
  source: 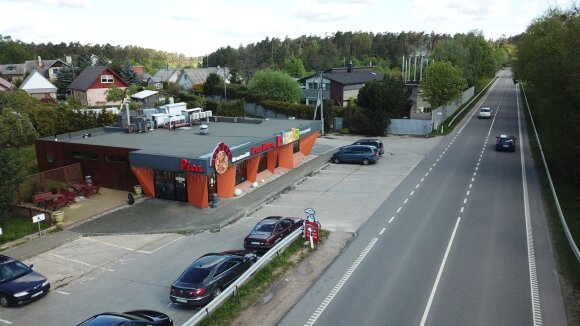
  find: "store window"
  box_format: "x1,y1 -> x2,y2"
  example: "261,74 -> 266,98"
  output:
235,161 -> 248,185
72,152 -> 98,160
293,140 -> 300,153
258,155 -> 268,173
106,154 -> 128,163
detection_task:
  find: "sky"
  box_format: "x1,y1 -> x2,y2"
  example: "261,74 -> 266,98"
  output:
0,0 -> 573,57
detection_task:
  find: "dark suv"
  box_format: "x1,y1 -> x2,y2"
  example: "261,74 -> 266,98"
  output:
496,134 -> 517,152
331,145 -> 379,165
352,139 -> 384,155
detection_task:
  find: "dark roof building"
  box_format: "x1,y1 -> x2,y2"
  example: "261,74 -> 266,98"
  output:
35,116 -> 321,208
69,66 -> 129,106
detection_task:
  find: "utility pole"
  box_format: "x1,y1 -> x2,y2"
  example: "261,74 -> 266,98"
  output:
315,71 -> 324,135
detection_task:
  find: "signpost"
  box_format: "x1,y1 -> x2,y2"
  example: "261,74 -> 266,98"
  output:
32,213 -> 46,237
304,208 -> 320,248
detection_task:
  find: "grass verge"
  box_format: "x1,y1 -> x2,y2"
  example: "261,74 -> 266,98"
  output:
0,216 -> 51,247
199,229 -> 330,326
523,91 -> 580,325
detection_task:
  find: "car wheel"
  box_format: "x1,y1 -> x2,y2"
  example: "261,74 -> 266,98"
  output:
333,157 -> 340,164
0,295 -> 9,308
212,287 -> 222,299
362,158 -> 370,165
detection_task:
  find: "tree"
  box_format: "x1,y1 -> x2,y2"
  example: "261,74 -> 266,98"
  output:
283,55 -> 307,78
355,76 -> 408,135
105,86 -> 126,103
119,61 -> 140,85
0,109 -> 38,150
247,68 -> 302,103
420,61 -> 467,108
0,148 -> 25,214
55,65 -> 77,99
203,73 -> 222,96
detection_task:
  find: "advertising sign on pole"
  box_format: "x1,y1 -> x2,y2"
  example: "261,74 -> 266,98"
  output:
32,213 -> 46,237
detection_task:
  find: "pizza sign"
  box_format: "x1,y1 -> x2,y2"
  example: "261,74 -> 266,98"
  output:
211,143 -> 232,174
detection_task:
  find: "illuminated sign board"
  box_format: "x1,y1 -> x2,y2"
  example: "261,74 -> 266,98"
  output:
277,128 -> 300,146
179,159 -> 203,173
251,141 -> 276,155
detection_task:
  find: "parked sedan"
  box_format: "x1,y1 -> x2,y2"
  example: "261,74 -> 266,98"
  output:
0,254 -> 50,307
331,145 -> 380,165
244,216 -> 304,253
77,309 -> 173,325
496,134 -> 517,152
170,250 -> 256,307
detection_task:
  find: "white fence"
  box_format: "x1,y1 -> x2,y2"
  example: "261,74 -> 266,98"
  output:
387,119 -> 432,136
432,86 -> 475,131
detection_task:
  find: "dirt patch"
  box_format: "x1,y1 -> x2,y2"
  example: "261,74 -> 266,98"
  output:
231,231 -> 353,326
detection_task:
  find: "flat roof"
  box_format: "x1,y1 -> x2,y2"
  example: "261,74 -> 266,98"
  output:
43,118 -> 318,158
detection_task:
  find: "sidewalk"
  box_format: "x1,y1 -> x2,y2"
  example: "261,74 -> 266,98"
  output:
3,150 -> 334,260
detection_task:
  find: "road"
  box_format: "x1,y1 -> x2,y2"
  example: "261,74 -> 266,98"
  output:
279,71 -> 568,326
1,135 -> 437,325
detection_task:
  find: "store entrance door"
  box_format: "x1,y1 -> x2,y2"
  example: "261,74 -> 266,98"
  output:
154,170 -> 188,202
174,172 -> 188,202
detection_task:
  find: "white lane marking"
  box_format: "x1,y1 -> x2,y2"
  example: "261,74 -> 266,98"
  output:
50,253 -> 115,272
475,167 -> 478,171
305,238 -> 378,326
473,172 -> 477,177
466,190 -> 470,196
460,207 -> 465,213
389,216 -> 395,224
436,158 -> 440,162
477,162 -> 480,166
471,177 -> 475,182
404,198 -> 409,204
379,228 -> 386,235
463,198 -> 467,204
429,167 -> 433,172
420,217 -> 462,326
421,178 -> 425,183
469,183 -> 473,189
516,84 -> 543,326
439,154 -> 443,158
425,172 -> 429,177
410,191 -> 415,196
56,290 -> 70,295
433,163 -> 436,167
0,319 -> 12,325
396,207 -> 402,213
416,184 -> 420,189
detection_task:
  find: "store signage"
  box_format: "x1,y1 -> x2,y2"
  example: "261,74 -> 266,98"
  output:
179,159 -> 203,173
211,142 -> 232,174
299,128 -> 311,135
251,141 -> 276,155
277,128 -> 300,146
232,151 -> 250,163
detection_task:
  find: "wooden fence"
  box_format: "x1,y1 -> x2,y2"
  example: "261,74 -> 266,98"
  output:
18,163 -> 83,203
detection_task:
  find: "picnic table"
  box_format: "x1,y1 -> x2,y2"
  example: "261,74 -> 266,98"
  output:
33,192 -> 65,210
70,183 -> 100,197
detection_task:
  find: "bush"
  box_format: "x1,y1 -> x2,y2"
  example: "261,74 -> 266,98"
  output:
340,128 -> 349,134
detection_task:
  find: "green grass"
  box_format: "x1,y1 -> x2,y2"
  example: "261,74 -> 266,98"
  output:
199,229 -> 330,326
0,217 -> 51,247
523,103 -> 580,324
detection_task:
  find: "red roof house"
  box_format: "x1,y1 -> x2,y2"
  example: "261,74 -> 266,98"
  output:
69,66 -> 128,106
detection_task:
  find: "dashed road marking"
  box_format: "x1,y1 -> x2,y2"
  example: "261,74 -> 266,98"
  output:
404,198 -> 408,204
389,216 -> 395,224
463,198 -> 467,204
460,207 -> 465,213
379,227 -> 386,235
466,190 -> 470,196
410,190 -> 415,196
396,207 -> 402,213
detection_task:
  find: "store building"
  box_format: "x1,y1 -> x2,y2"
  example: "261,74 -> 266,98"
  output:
35,117 -> 321,208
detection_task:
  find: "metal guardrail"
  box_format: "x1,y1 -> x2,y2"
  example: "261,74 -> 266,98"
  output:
520,84 -> 580,264
182,227 -> 305,325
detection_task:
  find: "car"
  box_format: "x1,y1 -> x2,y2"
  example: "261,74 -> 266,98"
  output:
478,107 -> 492,119
0,254 -> 50,308
76,309 -> 173,325
331,145 -> 380,165
243,216 -> 304,253
496,134 -> 517,152
352,139 -> 385,155
170,250 -> 257,306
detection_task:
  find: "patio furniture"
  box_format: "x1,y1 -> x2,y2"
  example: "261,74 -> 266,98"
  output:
33,192 -> 56,208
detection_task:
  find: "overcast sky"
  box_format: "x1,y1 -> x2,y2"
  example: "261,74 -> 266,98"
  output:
0,0 -> 572,57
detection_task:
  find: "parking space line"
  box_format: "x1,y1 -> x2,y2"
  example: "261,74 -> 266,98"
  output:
56,290 -> 70,295
146,235 -> 185,254
83,237 -> 136,251
50,253 -> 114,272
0,318 -> 12,325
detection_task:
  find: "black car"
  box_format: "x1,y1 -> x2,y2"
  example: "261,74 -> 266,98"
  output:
0,254 -> 50,307
496,134 -> 517,152
331,145 -> 380,165
244,216 -> 304,253
77,309 -> 173,326
170,250 -> 257,306
352,139 -> 385,155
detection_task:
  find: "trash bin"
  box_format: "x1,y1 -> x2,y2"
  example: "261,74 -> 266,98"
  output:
133,185 -> 142,195
53,211 -> 64,227
211,193 -> 218,208
84,175 -> 92,184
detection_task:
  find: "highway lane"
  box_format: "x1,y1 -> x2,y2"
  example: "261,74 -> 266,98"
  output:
279,71 -> 567,326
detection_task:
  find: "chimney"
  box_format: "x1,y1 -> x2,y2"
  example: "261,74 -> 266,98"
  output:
347,60 -> 352,73
38,56 -> 43,67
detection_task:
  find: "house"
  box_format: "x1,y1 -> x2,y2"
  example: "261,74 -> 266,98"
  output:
0,63 -> 27,81
24,56 -> 70,82
69,66 -> 129,106
299,63 -> 384,107
0,77 -> 12,91
152,68 -> 181,89
131,90 -> 163,109
176,67 -> 229,90
19,70 -> 58,101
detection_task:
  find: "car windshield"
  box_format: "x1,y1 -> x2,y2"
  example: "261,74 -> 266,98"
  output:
180,267 -> 210,283
481,108 -> 490,112
0,261 -> 31,283
251,223 -> 275,234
